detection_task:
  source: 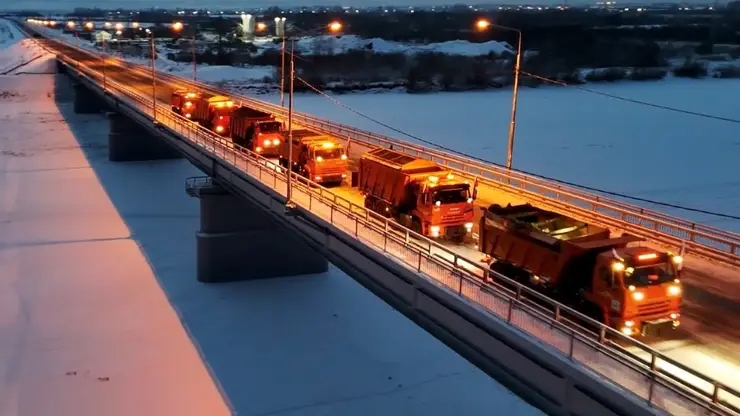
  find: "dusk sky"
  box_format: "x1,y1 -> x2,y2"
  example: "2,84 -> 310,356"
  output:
3,0 -> 725,12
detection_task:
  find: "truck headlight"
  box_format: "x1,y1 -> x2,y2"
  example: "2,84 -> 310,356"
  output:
430,226 -> 440,237
215,125 -> 224,133
464,222 -> 473,232
272,139 -> 280,145
264,139 -> 271,146
668,285 -> 681,296
632,292 -> 645,301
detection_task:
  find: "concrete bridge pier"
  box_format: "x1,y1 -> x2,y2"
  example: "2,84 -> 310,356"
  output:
55,59 -> 66,74
72,82 -> 101,114
107,112 -> 181,162
190,180 -> 328,283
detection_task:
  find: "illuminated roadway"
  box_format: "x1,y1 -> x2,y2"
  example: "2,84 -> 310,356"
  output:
36,36 -> 740,403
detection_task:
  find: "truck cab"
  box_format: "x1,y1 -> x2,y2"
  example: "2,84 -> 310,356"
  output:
249,120 -> 284,157
170,90 -> 198,119
590,248 -> 683,337
283,132 -> 348,187
409,173 -> 475,241
207,96 -> 235,135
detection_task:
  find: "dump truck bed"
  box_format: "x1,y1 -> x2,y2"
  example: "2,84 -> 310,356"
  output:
480,204 -> 638,282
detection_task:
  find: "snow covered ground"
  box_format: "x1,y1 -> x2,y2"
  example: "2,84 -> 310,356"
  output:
249,34 -> 514,57
0,20 -> 50,75
259,79 -> 740,232
0,20 -> 543,416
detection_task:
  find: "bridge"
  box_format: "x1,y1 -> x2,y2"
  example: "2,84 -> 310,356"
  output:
19,19 -> 740,416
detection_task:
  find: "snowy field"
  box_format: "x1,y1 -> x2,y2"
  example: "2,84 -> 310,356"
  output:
259,79 -> 740,232
0,20 -> 543,416
0,20 -> 49,75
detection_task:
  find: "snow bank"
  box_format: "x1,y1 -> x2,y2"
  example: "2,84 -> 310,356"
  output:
253,34 -> 513,56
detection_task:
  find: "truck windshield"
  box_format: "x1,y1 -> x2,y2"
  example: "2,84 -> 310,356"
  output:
431,186 -> 470,204
315,147 -> 343,160
623,263 -> 676,287
259,122 -> 282,134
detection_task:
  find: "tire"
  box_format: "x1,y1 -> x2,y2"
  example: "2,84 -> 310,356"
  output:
411,219 -> 422,235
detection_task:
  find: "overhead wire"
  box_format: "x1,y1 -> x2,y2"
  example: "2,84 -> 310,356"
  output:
294,76 -> 740,221
521,71 -> 740,124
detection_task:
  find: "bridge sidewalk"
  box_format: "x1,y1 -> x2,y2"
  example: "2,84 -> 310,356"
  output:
0,60 -> 230,415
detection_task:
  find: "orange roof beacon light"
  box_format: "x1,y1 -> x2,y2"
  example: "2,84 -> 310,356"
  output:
328,21 -> 342,33
476,19 -> 491,31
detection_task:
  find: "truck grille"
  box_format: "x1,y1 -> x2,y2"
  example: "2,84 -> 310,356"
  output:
319,167 -> 344,175
637,300 -> 671,317
442,213 -> 466,224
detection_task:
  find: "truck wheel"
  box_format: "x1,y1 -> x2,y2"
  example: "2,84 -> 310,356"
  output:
411,219 -> 422,235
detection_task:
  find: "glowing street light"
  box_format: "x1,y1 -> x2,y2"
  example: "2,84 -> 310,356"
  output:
115,30 -> 122,36
475,19 -> 491,31
256,22 -> 267,31
475,19 -> 522,171
328,21 -> 342,32
66,21 -> 76,29
84,21 -> 94,30
131,22 -> 140,29
104,22 -> 112,28
172,21 -> 184,32
115,23 -> 124,30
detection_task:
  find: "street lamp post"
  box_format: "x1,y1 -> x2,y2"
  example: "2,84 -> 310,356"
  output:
284,21 -> 343,208
146,29 -> 157,121
172,21 -> 196,81
476,19 -> 522,171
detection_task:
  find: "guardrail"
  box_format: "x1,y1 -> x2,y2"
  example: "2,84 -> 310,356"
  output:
33,23 -> 740,416
34,24 -> 740,268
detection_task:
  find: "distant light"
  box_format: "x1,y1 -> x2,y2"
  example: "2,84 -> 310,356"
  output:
328,21 -> 342,32
475,19 -> 491,31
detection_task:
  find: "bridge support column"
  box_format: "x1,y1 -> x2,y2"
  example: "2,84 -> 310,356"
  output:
55,59 -> 66,74
72,83 -> 100,114
191,180 -> 328,283
107,112 -> 181,162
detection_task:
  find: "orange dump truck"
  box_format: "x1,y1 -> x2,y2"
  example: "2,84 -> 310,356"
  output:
358,148 -> 476,242
190,95 -> 235,135
478,203 -> 683,337
170,90 -> 199,119
280,129 -> 348,187
230,107 -> 284,157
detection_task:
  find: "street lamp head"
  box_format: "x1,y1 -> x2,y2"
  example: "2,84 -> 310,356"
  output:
104,22 -> 112,28
84,22 -> 94,30
131,22 -> 139,29
256,22 -> 267,31
66,21 -> 75,29
476,19 -> 491,31
172,21 -> 184,32
115,23 -> 123,30
328,21 -> 342,33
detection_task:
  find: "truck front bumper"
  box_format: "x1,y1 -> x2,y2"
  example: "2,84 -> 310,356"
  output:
314,173 -> 347,184
616,315 -> 680,337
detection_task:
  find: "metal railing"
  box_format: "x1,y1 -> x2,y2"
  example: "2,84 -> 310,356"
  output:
34,24 -> 740,268
34,26 -> 740,416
